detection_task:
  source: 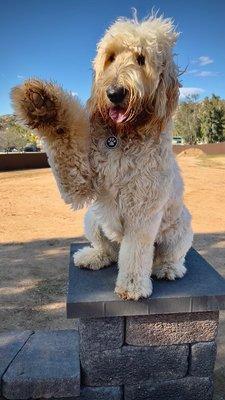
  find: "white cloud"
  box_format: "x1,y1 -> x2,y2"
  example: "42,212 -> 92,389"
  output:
198,56 -> 213,66
17,74 -> 24,79
179,87 -> 204,100
71,91 -> 78,97
195,70 -> 218,77
184,68 -> 218,77
192,56 -> 214,66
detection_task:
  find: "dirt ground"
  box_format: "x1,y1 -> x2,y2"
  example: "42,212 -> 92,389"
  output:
1,154 -> 225,398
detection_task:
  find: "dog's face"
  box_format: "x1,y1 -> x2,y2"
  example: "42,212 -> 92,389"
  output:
89,16 -> 180,132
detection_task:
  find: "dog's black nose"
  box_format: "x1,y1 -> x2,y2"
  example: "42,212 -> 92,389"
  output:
106,85 -> 127,104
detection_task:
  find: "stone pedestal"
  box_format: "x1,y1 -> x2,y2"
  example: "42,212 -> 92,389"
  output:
67,243 -> 225,400
78,313 -> 217,400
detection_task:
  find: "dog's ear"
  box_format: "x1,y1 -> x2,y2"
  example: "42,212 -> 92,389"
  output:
144,16 -> 180,124
92,53 -> 103,81
153,60 -> 179,122
92,40 -> 109,82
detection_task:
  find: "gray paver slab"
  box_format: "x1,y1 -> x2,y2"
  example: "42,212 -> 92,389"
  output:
2,330 -> 80,399
0,331 -> 33,381
67,243 -> 225,318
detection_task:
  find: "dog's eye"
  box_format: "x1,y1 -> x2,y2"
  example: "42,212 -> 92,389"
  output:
137,54 -> 145,66
108,53 -> 115,63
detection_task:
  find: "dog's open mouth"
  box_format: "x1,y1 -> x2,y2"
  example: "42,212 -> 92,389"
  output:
109,106 -> 127,123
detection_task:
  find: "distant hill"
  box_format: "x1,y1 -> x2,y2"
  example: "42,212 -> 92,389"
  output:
0,114 -> 17,129
0,114 -> 38,151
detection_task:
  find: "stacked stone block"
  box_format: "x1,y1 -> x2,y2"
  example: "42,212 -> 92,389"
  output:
79,311 -> 218,400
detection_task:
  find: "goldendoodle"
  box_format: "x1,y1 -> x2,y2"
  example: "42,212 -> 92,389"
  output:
11,14 -> 193,300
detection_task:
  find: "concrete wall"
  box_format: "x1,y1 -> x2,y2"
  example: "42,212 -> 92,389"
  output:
0,152 -> 49,171
173,142 -> 225,155
1,142 -> 225,172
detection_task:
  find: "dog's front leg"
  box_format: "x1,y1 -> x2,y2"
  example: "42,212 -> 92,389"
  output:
11,79 -> 94,209
115,213 -> 162,300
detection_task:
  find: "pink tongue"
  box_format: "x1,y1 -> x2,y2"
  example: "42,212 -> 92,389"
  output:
109,107 -> 126,123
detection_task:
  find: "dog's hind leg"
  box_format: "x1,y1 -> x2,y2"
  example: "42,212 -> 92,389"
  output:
73,208 -> 118,270
153,206 -> 193,280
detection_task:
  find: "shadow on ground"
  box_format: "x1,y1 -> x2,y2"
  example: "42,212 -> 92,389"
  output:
0,236 -> 87,332
194,232 -> 225,276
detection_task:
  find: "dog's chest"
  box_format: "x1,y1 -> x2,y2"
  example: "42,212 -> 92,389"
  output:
91,141 -> 141,196
90,136 -> 169,210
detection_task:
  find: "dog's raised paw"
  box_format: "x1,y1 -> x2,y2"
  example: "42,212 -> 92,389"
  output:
11,80 -> 58,128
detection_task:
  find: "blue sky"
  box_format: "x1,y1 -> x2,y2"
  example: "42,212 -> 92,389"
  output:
1,0 -> 225,115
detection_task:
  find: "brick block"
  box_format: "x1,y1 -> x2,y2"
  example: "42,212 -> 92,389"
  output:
126,312 -> 219,346
2,330 -> 80,399
79,317 -> 124,352
0,331 -> 33,383
81,344 -> 188,386
124,376 -> 213,400
190,341 -> 217,377
80,386 -> 123,400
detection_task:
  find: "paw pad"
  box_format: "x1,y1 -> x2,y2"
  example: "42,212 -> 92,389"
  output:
31,92 -> 44,108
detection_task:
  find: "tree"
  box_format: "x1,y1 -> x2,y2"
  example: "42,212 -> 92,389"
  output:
199,95 -> 225,143
173,94 -> 202,144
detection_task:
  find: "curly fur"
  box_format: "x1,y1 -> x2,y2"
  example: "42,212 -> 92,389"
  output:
11,13 -> 193,300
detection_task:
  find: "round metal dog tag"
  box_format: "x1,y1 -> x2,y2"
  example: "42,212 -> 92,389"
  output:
105,135 -> 118,149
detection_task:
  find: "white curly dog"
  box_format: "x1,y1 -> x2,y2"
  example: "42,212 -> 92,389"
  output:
11,14 -> 193,300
